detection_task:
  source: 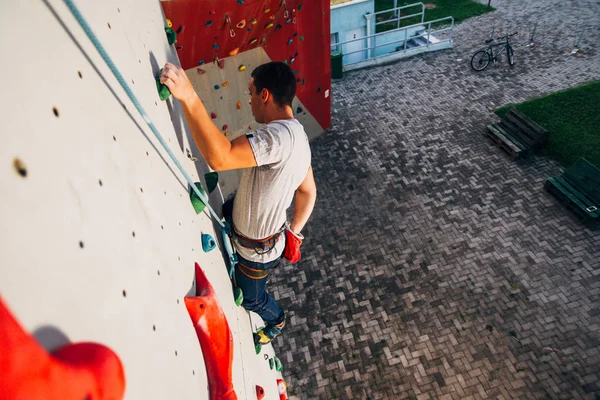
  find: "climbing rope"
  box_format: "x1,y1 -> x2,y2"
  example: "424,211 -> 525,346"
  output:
62,0 -> 238,272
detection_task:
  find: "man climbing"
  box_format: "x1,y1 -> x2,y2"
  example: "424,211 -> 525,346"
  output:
160,61 -> 316,345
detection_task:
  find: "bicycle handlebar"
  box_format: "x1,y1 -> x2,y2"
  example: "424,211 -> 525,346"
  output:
496,32 -> 518,40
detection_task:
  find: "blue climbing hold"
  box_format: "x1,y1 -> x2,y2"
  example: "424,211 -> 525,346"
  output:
214,84 -> 220,90
237,0 -> 244,3
213,43 -> 219,50
199,60 -> 205,65
287,39 -> 293,45
202,233 -> 216,252
205,20 -> 213,26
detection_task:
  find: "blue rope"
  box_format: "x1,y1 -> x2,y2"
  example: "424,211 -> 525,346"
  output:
62,0 -> 239,272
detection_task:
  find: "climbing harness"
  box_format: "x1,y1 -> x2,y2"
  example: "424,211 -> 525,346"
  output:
62,0 -> 239,278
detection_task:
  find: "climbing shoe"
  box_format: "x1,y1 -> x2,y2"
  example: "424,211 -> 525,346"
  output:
253,319 -> 286,345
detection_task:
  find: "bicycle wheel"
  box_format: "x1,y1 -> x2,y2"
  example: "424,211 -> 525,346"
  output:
507,46 -> 515,66
471,50 -> 491,71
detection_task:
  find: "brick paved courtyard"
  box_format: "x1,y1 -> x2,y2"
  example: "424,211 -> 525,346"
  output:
270,0 -> 600,399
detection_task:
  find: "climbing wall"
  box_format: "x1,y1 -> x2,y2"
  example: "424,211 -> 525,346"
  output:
161,0 -> 331,138
0,1 -> 288,399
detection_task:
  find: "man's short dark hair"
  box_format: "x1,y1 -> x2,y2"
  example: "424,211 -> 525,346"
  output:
251,62 -> 296,108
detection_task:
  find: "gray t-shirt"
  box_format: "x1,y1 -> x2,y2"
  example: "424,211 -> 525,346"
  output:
232,118 -> 311,263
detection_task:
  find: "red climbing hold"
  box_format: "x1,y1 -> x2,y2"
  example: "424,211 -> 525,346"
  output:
222,124 -> 228,131
197,68 -> 206,74
277,379 -> 288,400
218,59 -> 225,69
256,385 -> 265,400
211,112 -> 217,119
0,297 -> 126,400
185,263 -> 237,400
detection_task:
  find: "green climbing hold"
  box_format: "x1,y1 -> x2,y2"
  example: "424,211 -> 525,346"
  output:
189,182 -> 207,214
165,27 -> 177,45
269,358 -> 275,370
255,343 -> 262,354
156,77 -> 171,101
274,356 -> 283,372
205,172 -> 219,193
234,287 -> 244,306
298,4 -> 303,10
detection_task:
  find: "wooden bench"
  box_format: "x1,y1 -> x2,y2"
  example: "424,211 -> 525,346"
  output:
487,108 -> 548,159
545,158 -> 600,222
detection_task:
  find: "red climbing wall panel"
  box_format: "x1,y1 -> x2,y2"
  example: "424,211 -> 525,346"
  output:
161,0 -> 331,131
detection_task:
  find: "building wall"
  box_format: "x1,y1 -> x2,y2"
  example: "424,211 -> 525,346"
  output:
330,0 -> 373,44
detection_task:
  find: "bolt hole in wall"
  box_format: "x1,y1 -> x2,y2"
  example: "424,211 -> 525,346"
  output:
122,290 -> 127,298
99,179 -> 103,186
79,241 -> 84,249
78,71 -> 83,78
53,107 -> 59,117
13,158 -> 27,178
107,22 -> 111,29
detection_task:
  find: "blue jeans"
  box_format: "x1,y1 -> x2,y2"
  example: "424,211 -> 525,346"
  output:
223,198 -> 285,326
235,256 -> 285,325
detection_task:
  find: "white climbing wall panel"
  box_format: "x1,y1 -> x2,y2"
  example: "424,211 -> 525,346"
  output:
0,1 -> 285,399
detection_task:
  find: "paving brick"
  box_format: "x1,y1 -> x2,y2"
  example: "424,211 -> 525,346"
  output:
271,0 -> 600,398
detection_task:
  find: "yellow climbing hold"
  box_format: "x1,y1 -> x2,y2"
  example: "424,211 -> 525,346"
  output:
238,64 -> 246,71
264,7 -> 270,13
225,131 -> 231,136
249,38 -> 258,45
166,19 -> 172,28
264,22 -> 274,29
250,19 -> 257,25
249,125 -> 253,130
222,80 -> 229,87
229,47 -> 239,56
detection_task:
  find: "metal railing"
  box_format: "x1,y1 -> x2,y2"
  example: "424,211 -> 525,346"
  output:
333,16 -> 454,66
489,20 -> 600,50
373,2 -> 425,31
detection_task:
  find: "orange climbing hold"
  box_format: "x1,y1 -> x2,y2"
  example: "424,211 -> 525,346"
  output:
185,263 -> 237,400
222,80 -> 229,86
256,385 -> 265,400
229,47 -> 239,56
236,101 -> 241,109
236,20 -> 246,28
0,297 -> 126,400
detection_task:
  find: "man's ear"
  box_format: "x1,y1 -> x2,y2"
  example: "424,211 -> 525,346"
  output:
261,88 -> 270,104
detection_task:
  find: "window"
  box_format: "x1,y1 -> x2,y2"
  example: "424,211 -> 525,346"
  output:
330,32 -> 340,52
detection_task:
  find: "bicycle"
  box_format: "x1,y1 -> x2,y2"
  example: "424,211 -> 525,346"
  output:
470,32 -> 518,71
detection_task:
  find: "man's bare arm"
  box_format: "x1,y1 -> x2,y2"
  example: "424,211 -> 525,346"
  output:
290,166 -> 317,234
160,63 -> 257,171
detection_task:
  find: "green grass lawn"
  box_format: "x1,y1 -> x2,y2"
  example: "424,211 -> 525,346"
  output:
496,81 -> 600,167
374,0 -> 494,32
